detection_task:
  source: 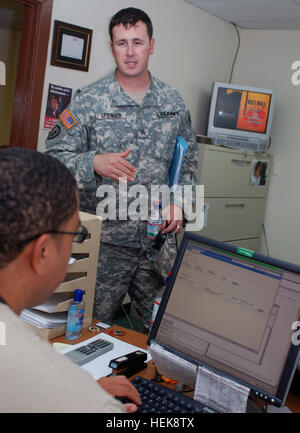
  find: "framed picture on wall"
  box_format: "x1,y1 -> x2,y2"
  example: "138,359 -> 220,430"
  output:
50,20 -> 93,72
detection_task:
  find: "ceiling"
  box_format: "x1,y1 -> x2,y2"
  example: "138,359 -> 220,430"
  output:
183,0 -> 300,29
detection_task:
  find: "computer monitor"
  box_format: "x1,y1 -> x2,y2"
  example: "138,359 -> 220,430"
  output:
206,82 -> 275,152
148,232 -> 300,408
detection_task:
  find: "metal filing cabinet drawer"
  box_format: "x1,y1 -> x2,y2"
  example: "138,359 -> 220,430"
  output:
199,145 -> 272,198
227,238 -> 261,252
196,197 -> 266,242
195,143 -> 272,253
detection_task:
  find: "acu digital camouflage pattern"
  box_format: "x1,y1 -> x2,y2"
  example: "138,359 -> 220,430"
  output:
46,71 -> 198,250
94,242 -> 164,328
46,71 -> 198,328
154,232 -> 178,282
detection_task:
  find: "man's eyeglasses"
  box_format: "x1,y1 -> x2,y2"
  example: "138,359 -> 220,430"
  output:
18,224 -> 90,249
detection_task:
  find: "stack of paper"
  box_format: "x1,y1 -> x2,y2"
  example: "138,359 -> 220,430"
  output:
20,257 -> 76,329
20,309 -> 67,329
32,293 -> 72,313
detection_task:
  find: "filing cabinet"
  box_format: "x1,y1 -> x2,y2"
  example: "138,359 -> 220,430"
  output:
196,143 -> 273,252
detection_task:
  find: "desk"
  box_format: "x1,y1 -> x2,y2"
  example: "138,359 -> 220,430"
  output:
52,323 -> 300,413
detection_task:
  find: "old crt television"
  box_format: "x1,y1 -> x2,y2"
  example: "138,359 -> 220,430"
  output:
148,232 -> 300,409
207,82 -> 275,152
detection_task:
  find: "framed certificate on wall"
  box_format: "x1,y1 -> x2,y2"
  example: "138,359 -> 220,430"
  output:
50,20 -> 93,72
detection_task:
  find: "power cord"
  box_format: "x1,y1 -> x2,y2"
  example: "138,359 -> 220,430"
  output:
229,23 -> 241,83
121,304 -> 137,331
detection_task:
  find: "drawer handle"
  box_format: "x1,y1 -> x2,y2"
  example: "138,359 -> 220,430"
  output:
225,204 -> 245,209
231,159 -> 251,166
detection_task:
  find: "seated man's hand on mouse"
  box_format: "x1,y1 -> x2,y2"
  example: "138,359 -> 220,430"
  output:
97,375 -> 141,412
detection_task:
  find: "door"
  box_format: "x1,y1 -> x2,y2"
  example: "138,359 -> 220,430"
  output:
0,0 -> 23,147
0,0 -> 53,149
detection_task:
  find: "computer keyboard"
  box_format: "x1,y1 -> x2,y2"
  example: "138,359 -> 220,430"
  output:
64,338 -> 113,366
131,376 -> 217,413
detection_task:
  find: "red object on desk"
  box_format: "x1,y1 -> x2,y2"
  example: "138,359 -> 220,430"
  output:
101,329 -> 126,337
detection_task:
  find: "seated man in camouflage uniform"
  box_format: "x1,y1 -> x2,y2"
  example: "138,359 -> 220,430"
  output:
46,7 -> 198,331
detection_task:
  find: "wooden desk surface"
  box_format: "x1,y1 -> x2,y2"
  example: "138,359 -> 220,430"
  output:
52,323 -> 148,350
52,323 -> 300,413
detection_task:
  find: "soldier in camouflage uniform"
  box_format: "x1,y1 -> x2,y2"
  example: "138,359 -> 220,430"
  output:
46,8 -> 198,330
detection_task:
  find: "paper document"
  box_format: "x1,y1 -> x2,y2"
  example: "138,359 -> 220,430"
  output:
169,136 -> 189,187
149,341 -> 197,386
194,365 -> 250,413
33,293 -> 72,313
60,333 -> 151,380
61,34 -> 84,60
20,308 -> 67,329
53,342 -> 72,353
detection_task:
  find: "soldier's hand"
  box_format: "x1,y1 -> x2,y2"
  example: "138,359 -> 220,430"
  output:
97,375 -> 141,413
162,204 -> 183,235
93,149 -> 136,182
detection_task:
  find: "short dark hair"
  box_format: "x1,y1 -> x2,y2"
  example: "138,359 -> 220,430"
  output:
109,7 -> 153,41
0,147 -> 77,268
255,161 -> 263,172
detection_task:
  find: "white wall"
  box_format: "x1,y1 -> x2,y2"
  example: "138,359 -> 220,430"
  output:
37,0 -> 238,151
233,30 -> 300,264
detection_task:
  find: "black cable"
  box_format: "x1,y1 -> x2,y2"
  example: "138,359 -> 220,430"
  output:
262,223 -> 270,256
121,304 -> 136,331
229,23 -> 241,84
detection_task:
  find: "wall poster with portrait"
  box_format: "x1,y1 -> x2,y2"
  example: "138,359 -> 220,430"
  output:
44,83 -> 72,129
250,160 -> 269,186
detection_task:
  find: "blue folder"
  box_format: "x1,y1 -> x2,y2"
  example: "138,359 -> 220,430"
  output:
169,136 -> 189,187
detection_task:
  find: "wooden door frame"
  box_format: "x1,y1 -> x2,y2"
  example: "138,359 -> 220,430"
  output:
10,0 -> 53,149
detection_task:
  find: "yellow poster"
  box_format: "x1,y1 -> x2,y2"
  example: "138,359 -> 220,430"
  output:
236,91 -> 271,133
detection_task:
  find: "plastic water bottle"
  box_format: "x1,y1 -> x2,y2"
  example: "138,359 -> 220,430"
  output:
149,273 -> 171,333
65,289 -> 85,340
147,200 -> 162,239
151,295 -> 162,326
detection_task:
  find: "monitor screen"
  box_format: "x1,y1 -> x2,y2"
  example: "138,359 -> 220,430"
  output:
213,87 -> 272,134
148,233 -> 300,407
